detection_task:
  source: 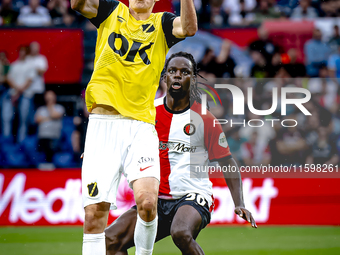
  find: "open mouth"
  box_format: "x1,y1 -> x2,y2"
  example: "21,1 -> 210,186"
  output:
171,82 -> 182,90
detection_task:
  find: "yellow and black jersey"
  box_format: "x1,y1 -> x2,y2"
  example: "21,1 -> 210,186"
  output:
85,0 -> 184,124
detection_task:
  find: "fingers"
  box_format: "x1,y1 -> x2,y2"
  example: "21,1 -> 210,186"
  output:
244,210 -> 257,228
250,214 -> 257,229
235,208 -> 258,229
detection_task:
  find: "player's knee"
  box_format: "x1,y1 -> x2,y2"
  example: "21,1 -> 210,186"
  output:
105,232 -> 122,253
171,229 -> 193,248
84,210 -> 105,233
135,193 -> 157,220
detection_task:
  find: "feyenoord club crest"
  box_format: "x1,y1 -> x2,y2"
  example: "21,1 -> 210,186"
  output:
183,123 -> 196,136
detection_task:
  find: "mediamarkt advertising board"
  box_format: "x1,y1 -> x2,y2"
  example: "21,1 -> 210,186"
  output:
0,169 -> 339,226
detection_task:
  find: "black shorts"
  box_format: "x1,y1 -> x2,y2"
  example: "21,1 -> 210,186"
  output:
133,193 -> 211,240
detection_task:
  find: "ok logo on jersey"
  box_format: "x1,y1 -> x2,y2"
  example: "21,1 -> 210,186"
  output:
108,32 -> 153,65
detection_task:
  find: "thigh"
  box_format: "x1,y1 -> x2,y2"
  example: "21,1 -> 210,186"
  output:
84,202 -> 110,233
123,121 -> 160,187
82,116 -> 126,210
170,205 -> 203,240
170,194 -> 211,239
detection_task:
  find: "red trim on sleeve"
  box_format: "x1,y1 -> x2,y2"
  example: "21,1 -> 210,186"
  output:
191,102 -> 232,160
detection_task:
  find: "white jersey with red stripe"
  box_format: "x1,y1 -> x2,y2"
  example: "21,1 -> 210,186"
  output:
155,97 -> 232,208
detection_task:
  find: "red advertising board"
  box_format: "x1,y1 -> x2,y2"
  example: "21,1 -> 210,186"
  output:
211,28 -> 259,47
119,0 -> 173,13
263,20 -> 314,63
0,29 -> 83,84
0,169 -> 339,226
211,21 -> 314,63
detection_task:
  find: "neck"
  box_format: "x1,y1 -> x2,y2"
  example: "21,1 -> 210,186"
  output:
129,7 -> 152,20
166,94 -> 190,112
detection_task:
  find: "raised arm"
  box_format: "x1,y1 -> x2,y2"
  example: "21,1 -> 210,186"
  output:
172,0 -> 197,38
218,157 -> 257,228
71,0 -> 99,19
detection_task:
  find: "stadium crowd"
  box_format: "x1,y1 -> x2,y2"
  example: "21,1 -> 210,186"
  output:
1,0 -> 340,27
0,0 -> 340,169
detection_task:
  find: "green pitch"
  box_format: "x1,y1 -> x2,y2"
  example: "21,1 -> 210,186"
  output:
0,226 -> 339,255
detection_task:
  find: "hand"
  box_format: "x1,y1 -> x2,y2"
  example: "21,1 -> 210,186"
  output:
234,207 -> 257,228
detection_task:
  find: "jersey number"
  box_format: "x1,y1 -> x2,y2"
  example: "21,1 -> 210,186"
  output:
108,32 -> 153,65
185,193 -> 206,206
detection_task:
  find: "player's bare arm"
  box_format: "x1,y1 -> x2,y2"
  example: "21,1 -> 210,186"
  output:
218,157 -> 257,228
172,0 -> 198,38
71,0 -> 99,19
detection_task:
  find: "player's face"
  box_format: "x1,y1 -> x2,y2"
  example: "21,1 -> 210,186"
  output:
129,0 -> 157,13
165,57 -> 194,100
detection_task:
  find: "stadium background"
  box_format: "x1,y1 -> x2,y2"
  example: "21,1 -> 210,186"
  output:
1,0 -> 340,254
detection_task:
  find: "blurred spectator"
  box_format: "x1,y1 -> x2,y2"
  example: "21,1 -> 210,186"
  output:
248,27 -> 280,78
308,65 -> 338,113
0,52 -> 10,92
269,52 -> 283,77
226,127 -> 247,165
47,0 -> 75,27
200,0 -> 229,28
1,46 -> 36,143
284,48 -> 306,77
275,124 -> 307,165
249,27 -> 278,64
35,90 -> 64,164
241,131 -> 271,166
304,114 -> 320,147
201,41 -> 235,75
304,28 -> 331,77
173,0 -> 202,15
198,41 -> 236,79
251,0 -> 281,25
320,0 -> 340,18
0,0 -> 19,26
214,40 -> 236,78
328,25 -> 340,54
239,111 -> 276,150
290,0 -> 318,20
71,92 -> 89,164
26,41 -> 48,97
328,45 -> 340,79
223,0 -> 256,26
306,126 -> 339,165
250,51 -> 270,78
17,0 -> 51,27
197,48 -> 217,80
276,0 -> 299,15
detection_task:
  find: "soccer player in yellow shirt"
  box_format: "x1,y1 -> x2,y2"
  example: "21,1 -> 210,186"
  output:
70,0 -> 197,254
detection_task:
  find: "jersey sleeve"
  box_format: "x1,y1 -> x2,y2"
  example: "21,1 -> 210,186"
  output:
203,113 -> 232,162
90,0 -> 119,28
161,12 -> 185,48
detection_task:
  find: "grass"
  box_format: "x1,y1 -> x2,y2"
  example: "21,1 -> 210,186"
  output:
0,226 -> 339,255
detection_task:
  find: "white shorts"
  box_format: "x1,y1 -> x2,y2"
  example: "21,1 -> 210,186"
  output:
82,114 -> 160,210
